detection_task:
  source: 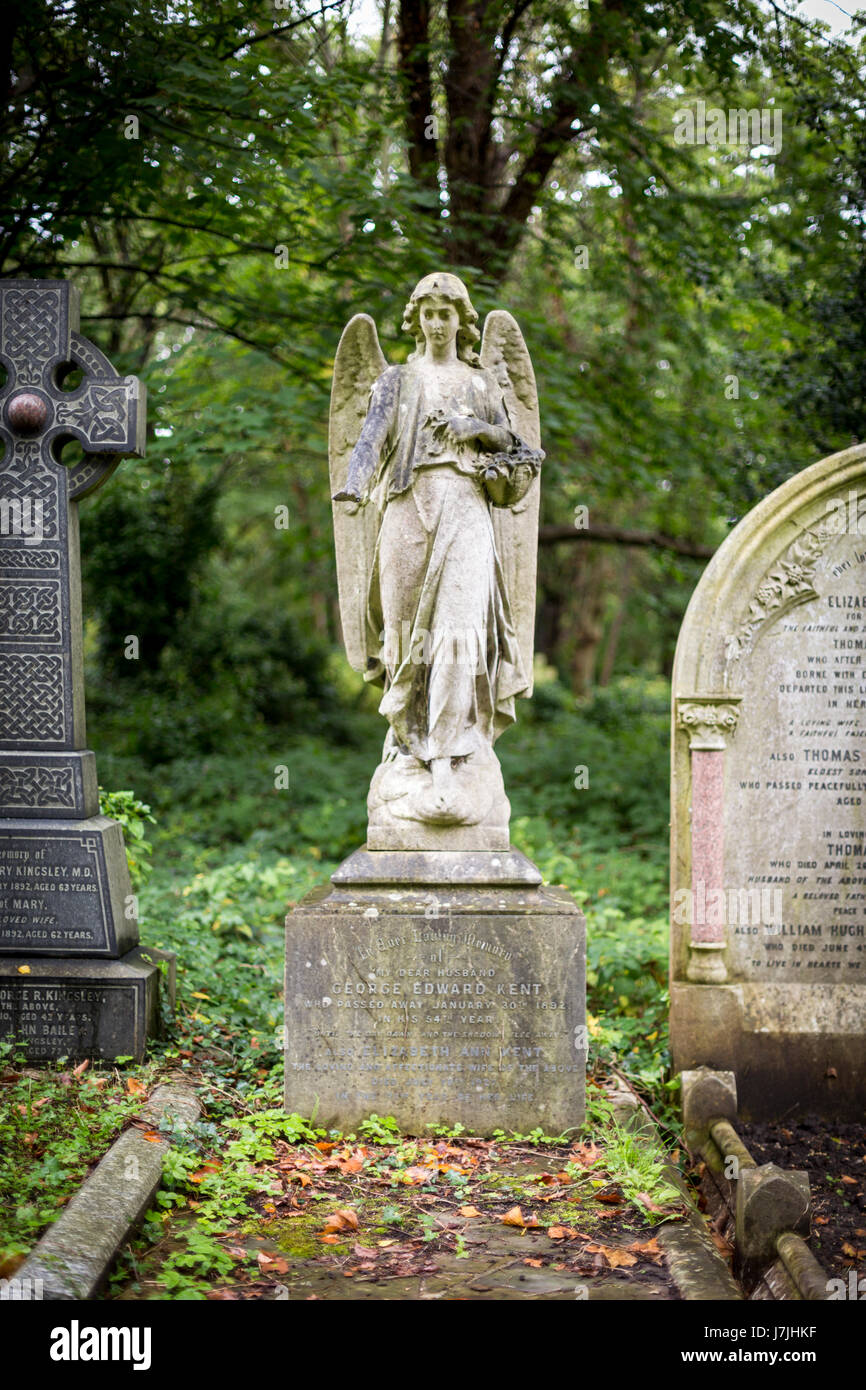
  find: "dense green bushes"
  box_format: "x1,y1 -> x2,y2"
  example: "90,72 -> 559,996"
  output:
501,673 -> 670,849
96,673 -> 669,857
100,674 -> 673,1108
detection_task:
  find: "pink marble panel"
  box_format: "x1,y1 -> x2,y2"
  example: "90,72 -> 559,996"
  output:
691,748 -> 725,944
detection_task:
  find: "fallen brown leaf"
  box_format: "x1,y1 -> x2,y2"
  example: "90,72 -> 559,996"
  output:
605,1250 -> 637,1270
628,1236 -> 663,1263
322,1208 -> 360,1235
501,1206 -> 539,1229
338,1149 -> 366,1174
458,1205 -> 482,1218
570,1142 -> 602,1168
585,1243 -> 637,1269
397,1166 -> 434,1185
709,1229 -> 734,1259
628,1237 -> 661,1255
189,1161 -> 222,1184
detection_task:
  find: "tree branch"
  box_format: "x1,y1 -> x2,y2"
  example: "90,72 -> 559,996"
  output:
485,0 -> 630,269
82,311 -> 291,362
218,3 -> 350,60
539,521 -> 714,560
398,0 -> 439,197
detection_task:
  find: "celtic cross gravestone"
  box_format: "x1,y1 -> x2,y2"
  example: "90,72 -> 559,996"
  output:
0,280 -> 172,1059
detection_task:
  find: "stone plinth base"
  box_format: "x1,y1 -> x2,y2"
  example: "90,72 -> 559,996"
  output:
332,847 -> 542,887
0,815 -> 137,956
0,946 -> 174,1061
284,849 -> 585,1134
671,982 -> 866,1120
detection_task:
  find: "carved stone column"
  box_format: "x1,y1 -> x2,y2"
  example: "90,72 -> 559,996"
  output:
676,696 -> 741,984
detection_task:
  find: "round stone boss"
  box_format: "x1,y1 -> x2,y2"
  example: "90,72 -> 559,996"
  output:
5,390 -> 50,434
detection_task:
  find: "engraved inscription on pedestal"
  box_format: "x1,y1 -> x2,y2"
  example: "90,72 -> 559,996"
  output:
0,818 -> 136,956
0,983 -> 130,1055
285,879 -> 585,1134
0,951 -> 160,1061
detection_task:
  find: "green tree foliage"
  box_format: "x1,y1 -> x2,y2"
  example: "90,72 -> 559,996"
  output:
3,0 -> 864,718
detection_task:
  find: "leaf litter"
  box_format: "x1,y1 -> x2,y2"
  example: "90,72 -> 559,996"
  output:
115,1129 -> 688,1300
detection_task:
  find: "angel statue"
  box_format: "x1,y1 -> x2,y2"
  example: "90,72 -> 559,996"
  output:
330,272 -> 543,850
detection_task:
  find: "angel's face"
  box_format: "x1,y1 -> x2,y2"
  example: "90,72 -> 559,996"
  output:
419,296 -> 460,356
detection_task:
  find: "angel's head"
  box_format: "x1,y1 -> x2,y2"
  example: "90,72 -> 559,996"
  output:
402,273 -> 481,365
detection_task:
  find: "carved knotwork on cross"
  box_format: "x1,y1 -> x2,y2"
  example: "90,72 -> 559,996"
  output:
0,281 -> 145,814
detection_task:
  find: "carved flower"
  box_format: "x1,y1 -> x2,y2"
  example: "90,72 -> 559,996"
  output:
755,580 -> 782,607
781,562 -> 807,588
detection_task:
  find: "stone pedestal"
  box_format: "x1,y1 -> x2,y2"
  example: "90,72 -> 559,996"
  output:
284,848 -> 585,1134
0,816 -> 140,956
0,807 -> 172,1061
0,948 -> 172,1062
